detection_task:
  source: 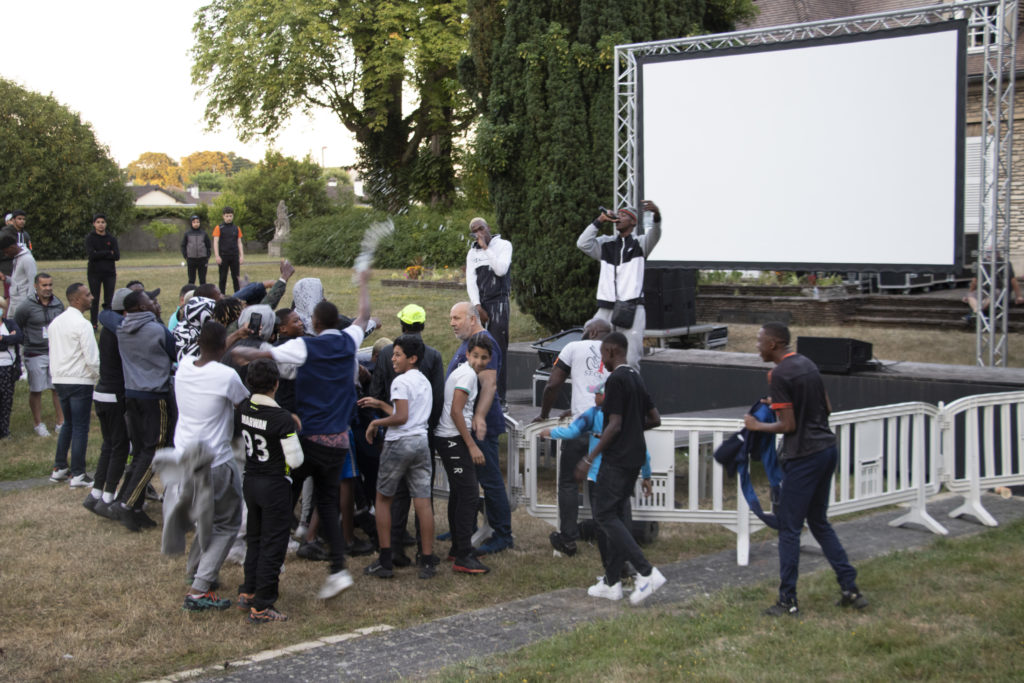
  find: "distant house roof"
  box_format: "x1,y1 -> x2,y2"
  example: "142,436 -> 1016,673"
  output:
131,185 -> 194,207
739,0 -> 1024,77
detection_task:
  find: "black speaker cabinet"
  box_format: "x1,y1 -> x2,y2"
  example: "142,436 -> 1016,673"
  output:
797,336 -> 874,374
644,267 -> 697,329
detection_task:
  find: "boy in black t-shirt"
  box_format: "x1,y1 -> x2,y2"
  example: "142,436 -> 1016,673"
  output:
238,358 -> 304,623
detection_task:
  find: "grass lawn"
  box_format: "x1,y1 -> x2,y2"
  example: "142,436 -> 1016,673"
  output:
436,518 -> 1024,682
1,252 -> 1020,680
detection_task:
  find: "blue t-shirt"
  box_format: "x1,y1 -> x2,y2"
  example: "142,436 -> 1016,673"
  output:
446,329 -> 505,437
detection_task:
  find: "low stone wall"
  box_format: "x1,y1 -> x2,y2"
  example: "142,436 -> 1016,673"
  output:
696,294 -> 859,326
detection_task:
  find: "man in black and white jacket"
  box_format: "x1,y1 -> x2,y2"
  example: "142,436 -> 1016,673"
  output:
577,200 -> 661,368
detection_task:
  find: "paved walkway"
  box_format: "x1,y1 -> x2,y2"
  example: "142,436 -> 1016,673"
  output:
170,493 -> 1023,683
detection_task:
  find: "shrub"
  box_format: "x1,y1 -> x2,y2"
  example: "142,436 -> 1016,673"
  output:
287,205 -> 483,270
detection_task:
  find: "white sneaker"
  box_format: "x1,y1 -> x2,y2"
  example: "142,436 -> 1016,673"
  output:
50,467 -> 70,482
318,569 -> 354,599
68,473 -> 94,488
629,567 -> 667,605
587,577 -> 623,601
35,423 -> 51,437
54,423 -> 63,434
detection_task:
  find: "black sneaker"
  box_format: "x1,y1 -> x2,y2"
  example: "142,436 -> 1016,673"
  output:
134,509 -> 158,528
82,495 -> 100,513
549,531 -> 578,556
297,540 -> 329,561
114,503 -> 141,532
248,606 -> 288,623
415,552 -> 441,567
347,537 -> 375,557
94,500 -> 117,520
418,560 -> 437,580
453,555 -> 490,574
363,559 -> 394,579
183,591 -> 232,611
836,590 -> 869,609
392,552 -> 413,568
764,598 -> 799,617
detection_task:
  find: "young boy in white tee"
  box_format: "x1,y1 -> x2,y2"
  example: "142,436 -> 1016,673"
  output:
434,333 -> 493,574
358,334 -> 437,579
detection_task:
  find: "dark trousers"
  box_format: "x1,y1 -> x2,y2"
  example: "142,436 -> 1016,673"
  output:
438,437 -> 479,558
94,397 -> 130,494
0,364 -> 16,439
241,475 -> 292,610
88,271 -> 116,328
481,297 -> 510,402
186,258 -> 208,285
593,462 -> 652,585
218,256 -> 240,293
777,445 -> 858,601
588,480 -> 634,582
474,432 -> 512,541
53,384 -> 93,476
120,396 -> 167,509
293,439 -> 348,573
558,435 -> 589,541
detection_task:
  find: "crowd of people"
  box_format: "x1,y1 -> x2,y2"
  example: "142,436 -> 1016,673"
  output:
1,201 -> 865,625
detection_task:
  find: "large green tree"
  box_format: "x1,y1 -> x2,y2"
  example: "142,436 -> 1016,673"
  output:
228,150 -> 329,243
191,0 -> 472,211
0,79 -> 133,259
474,0 -> 755,331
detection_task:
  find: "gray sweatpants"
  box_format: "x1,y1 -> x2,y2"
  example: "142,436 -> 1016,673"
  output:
594,304 -> 647,369
186,460 -> 243,593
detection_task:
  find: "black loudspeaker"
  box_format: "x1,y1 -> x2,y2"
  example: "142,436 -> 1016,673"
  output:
644,267 -> 697,329
797,336 -> 875,374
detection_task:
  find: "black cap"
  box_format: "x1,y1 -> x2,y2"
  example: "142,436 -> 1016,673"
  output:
190,214 -> 201,221
10,210 -> 25,218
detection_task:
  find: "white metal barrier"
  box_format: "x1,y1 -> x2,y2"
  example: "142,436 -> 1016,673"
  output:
939,391 -> 1024,526
431,393 -> 1023,565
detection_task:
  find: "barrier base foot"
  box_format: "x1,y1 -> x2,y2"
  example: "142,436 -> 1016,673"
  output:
889,508 -> 948,535
948,498 -> 998,527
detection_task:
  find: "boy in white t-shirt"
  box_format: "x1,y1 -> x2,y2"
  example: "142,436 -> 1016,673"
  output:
434,333 -> 493,574
358,334 -> 437,579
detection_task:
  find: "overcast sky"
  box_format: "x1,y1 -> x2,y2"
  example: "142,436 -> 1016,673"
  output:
3,1 -> 358,169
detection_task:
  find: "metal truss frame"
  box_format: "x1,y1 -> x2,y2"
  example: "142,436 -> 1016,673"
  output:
613,1 -> 1017,366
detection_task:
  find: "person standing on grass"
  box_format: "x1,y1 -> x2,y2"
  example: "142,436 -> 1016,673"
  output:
1,232 -> 36,319
84,213 -> 120,330
181,214 -> 212,286
0,295 -> 24,440
114,289 -> 176,532
174,321 -> 250,612
744,321 -> 868,616
47,283 -> 99,488
447,301 -> 513,556
466,217 -> 512,403
534,317 -> 611,557
14,272 -> 64,437
359,334 -> 438,579
85,288 -> 132,519
237,358 -> 303,623
213,207 -> 244,294
574,332 -> 665,605
434,333 -> 493,575
231,271 -> 373,600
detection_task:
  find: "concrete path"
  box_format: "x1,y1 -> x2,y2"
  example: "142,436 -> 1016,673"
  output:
175,493 -> 1023,683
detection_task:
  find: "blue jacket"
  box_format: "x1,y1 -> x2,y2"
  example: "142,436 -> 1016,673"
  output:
712,400 -> 783,529
550,406 -> 652,481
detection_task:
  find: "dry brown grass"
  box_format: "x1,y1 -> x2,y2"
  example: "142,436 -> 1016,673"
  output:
0,478 -> 740,682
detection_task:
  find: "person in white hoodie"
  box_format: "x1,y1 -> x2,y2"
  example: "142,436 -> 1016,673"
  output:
47,283 -> 99,487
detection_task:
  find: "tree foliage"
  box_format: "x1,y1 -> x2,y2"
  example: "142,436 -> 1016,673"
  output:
227,150 -> 329,243
189,171 -> 228,191
191,0 -> 472,210
125,152 -> 183,187
181,150 -> 232,181
474,0 -> 756,331
0,78 -> 133,259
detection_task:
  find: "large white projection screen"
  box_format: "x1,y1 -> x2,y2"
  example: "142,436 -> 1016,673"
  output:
640,24 -> 964,270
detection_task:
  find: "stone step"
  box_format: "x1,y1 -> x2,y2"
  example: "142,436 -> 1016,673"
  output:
846,315 -> 1024,331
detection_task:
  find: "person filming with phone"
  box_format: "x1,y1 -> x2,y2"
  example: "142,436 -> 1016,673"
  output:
466,218 -> 512,404
577,200 -> 662,369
